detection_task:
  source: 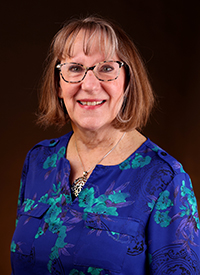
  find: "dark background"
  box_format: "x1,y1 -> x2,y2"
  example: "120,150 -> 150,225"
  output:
1,0 -> 200,274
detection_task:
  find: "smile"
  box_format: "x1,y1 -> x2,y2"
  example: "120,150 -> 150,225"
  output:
78,100 -> 105,106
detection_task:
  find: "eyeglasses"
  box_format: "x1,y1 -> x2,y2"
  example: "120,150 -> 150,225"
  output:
56,60 -> 124,83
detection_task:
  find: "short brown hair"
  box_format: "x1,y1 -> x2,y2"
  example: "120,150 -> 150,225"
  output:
38,15 -> 154,131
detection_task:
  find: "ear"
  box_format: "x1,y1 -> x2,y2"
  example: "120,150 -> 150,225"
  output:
58,87 -> 63,98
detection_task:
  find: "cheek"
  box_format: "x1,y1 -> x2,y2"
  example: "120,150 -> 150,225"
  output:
58,81 -> 80,99
114,72 -> 126,96
113,82 -> 125,110
113,82 -> 125,101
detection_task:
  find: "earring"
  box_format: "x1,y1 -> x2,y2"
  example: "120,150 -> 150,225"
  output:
116,94 -> 131,123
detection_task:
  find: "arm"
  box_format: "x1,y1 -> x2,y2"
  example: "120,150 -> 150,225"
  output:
148,172 -> 200,274
15,151 -> 30,227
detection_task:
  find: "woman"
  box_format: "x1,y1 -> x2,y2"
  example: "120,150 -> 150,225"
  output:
11,16 -> 200,274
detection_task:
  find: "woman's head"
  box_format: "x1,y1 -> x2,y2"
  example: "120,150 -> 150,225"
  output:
38,15 -> 154,131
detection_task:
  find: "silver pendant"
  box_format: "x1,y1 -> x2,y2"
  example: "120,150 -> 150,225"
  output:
71,171 -> 88,197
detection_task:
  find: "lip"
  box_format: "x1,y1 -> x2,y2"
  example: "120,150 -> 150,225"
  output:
77,99 -> 106,109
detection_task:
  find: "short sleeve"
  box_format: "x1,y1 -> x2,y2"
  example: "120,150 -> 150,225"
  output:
148,172 -> 200,274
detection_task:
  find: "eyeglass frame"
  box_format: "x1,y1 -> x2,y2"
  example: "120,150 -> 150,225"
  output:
56,60 -> 124,83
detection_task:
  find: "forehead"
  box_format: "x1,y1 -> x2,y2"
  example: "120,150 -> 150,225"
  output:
62,28 -> 117,60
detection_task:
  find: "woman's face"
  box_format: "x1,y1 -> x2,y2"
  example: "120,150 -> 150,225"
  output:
58,30 -> 126,133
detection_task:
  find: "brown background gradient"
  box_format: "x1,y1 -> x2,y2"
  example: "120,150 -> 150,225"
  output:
1,0 -> 200,274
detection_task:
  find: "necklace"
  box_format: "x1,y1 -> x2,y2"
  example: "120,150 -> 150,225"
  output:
71,132 -> 126,198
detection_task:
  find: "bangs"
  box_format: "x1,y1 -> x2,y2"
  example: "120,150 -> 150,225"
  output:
62,24 -> 119,60
39,15 -> 154,130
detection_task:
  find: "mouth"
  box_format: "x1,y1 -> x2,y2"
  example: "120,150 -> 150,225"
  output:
78,100 -> 105,106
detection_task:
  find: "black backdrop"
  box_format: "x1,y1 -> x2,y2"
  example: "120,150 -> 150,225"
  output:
1,0 -> 200,273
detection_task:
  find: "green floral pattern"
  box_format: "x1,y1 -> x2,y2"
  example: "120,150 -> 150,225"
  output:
154,210 -> 171,227
36,187 -> 73,272
11,134 -> 200,275
10,240 -> 16,253
43,147 -> 66,169
148,175 -> 200,245
23,198 -> 38,212
119,153 -> 151,170
69,267 -> 105,275
32,176 -> 131,272
78,187 -> 129,217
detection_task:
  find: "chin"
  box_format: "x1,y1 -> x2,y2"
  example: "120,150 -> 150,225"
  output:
76,121 -> 113,132
71,115 -> 116,132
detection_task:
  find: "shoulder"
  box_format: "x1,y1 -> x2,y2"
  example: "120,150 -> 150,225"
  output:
20,132 -> 73,182
28,131 -> 73,154
120,137 -> 187,181
144,138 -> 186,175
119,138 -> 189,200
125,138 -> 190,198
138,138 -> 190,196
120,137 -> 185,177
22,132 -> 73,170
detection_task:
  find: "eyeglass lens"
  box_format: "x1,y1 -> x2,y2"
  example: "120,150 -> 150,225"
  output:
59,61 -> 122,83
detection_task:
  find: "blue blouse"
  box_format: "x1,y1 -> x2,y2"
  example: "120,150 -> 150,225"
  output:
11,132 -> 200,274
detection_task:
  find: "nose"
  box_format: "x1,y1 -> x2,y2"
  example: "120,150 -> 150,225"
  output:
81,69 -> 100,92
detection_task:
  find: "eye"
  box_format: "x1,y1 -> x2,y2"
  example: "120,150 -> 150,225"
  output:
99,64 -> 114,73
67,64 -> 84,73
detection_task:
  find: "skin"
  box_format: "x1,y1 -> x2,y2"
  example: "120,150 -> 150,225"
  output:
58,30 -> 146,183
58,31 -> 125,135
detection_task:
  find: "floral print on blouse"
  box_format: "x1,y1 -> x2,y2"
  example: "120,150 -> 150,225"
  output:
11,132 -> 200,274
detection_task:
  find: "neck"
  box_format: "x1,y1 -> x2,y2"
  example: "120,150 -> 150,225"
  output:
70,126 -> 126,198
71,124 -> 124,151
68,126 -> 146,198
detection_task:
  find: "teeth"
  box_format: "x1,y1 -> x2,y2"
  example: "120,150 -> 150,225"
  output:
79,101 -> 104,106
